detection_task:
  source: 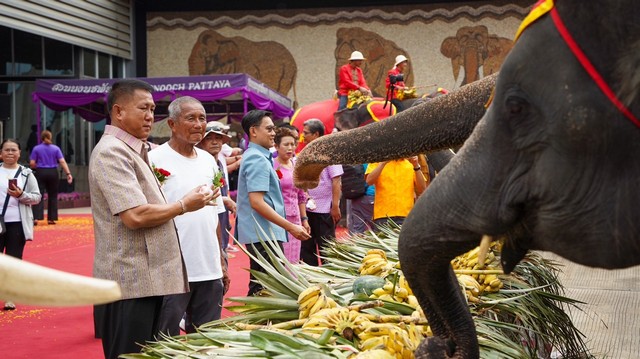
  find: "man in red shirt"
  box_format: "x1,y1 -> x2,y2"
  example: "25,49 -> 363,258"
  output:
337,51 -> 371,110
385,55 -> 409,112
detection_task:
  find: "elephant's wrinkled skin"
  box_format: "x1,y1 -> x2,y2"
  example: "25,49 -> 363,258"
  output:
296,1 -> 640,357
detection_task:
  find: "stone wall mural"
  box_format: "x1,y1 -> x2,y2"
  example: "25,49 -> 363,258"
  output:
188,30 -> 298,104
147,1 -> 530,111
440,25 -> 513,87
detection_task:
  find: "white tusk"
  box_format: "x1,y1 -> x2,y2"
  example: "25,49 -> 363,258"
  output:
477,235 -> 493,269
0,254 -> 121,306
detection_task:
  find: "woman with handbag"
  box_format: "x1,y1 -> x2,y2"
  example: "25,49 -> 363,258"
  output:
0,139 -> 41,310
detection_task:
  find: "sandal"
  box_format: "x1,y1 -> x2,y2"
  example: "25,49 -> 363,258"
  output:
48,220 -> 56,225
4,301 -> 16,310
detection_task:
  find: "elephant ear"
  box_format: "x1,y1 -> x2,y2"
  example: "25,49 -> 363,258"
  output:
441,37 -> 461,81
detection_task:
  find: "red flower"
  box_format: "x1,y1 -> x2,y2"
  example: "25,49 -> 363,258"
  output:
152,165 -> 171,184
276,169 -> 283,180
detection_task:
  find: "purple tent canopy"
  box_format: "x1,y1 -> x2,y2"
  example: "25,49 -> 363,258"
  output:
32,74 -> 294,123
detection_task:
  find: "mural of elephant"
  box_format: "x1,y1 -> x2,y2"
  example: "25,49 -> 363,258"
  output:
441,25 -> 513,87
335,27 -> 413,98
295,0 -> 640,357
188,30 -> 298,102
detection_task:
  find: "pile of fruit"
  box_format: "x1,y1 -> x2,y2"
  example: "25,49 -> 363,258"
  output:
124,224 -> 590,359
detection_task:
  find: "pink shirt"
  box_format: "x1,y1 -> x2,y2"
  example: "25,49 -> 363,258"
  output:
274,159 -> 307,218
307,165 -> 343,214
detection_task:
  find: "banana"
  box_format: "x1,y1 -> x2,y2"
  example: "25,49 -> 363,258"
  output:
372,288 -> 388,297
364,249 -> 387,259
359,257 -> 387,274
308,293 -> 327,316
298,285 -> 322,304
361,260 -> 390,276
359,335 -> 387,350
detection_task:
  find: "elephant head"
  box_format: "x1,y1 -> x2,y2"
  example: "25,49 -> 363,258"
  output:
297,1 -> 640,357
189,30 -> 298,100
441,26 -> 513,86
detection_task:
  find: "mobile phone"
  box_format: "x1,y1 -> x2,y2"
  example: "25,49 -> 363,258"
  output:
8,178 -> 17,189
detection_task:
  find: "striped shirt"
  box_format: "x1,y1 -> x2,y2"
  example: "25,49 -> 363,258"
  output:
89,125 -> 188,299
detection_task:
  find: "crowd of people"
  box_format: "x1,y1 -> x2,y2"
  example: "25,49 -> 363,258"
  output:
1,51 -> 428,358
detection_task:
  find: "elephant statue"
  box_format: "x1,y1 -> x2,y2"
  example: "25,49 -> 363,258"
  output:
188,30 -> 298,103
295,0 -> 639,357
441,25 -> 513,87
335,27 -> 413,98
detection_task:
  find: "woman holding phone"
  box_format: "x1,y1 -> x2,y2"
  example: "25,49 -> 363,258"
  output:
0,139 -> 41,310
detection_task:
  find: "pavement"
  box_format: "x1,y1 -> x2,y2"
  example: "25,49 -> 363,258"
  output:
540,252 -> 640,359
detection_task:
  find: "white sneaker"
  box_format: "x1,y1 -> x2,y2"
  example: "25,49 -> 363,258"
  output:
227,245 -> 239,252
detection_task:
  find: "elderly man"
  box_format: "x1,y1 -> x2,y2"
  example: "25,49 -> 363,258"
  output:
89,80 -> 215,359
148,96 -> 228,336
300,118 -> 343,266
197,121 -> 237,256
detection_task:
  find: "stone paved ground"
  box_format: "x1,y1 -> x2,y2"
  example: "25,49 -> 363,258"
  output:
540,252 -> 640,359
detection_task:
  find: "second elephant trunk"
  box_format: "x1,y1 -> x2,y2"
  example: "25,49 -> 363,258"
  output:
294,73 -> 497,190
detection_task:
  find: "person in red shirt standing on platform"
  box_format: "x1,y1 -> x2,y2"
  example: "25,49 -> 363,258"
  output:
385,55 -> 410,113
337,51 -> 371,110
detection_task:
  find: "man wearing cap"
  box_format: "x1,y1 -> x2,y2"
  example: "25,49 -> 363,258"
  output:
148,96 -> 229,337
385,54 -> 409,112
197,121 -> 237,257
337,50 -> 371,110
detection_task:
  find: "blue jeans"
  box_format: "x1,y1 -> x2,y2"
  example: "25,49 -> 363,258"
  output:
338,95 -> 348,110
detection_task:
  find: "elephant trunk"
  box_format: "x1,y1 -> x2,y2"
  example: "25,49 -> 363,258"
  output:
463,46 -> 482,84
294,73 -> 497,189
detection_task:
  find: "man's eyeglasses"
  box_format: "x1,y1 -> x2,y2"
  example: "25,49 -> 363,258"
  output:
254,125 -> 276,132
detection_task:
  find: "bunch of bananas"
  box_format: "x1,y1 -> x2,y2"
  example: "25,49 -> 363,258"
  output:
347,90 -> 372,109
297,285 -> 338,319
359,249 -> 392,277
357,322 -> 420,359
452,242 -> 505,302
369,277 -> 413,305
396,87 -> 418,101
302,307 -> 371,340
352,349 -> 396,359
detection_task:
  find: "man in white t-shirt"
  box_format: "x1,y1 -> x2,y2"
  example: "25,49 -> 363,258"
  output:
149,96 -> 229,336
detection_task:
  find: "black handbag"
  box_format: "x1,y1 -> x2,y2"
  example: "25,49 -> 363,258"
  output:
1,166 -> 23,235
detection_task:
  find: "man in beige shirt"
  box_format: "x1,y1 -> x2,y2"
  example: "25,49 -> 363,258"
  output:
89,79 -> 218,359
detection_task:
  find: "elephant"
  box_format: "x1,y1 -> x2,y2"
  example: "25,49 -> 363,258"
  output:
441,25 -> 513,87
334,89 -> 450,131
188,30 -> 298,103
335,27 -> 413,98
295,0 -> 640,357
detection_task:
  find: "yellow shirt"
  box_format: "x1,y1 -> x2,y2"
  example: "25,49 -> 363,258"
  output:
365,160 -> 425,220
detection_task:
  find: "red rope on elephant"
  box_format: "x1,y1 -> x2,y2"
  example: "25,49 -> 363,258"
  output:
550,7 -> 640,128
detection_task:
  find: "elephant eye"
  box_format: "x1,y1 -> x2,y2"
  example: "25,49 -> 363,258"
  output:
506,96 -> 527,116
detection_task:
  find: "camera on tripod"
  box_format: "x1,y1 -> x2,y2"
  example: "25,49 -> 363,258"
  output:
389,73 -> 404,85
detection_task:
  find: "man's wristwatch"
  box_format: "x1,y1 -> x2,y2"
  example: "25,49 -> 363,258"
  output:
413,166 -> 421,171
301,216 -> 309,221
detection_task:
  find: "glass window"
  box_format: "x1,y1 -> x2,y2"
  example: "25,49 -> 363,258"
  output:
14,30 -> 42,76
0,26 -> 12,76
112,57 -> 124,78
83,48 -> 96,77
45,38 -> 73,76
98,52 -> 110,78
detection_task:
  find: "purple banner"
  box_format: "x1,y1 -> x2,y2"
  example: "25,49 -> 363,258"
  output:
33,74 -> 293,121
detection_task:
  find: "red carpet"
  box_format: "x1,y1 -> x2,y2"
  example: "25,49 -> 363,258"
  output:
0,213 -> 348,359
